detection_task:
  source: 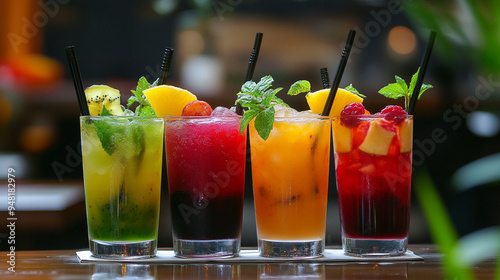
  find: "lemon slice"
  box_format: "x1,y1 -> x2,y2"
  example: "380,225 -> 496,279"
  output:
143,85 -> 197,117
306,88 -> 363,116
85,85 -> 124,116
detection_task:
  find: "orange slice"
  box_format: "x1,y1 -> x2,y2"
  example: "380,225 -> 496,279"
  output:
143,85 -> 197,117
306,88 -> 363,116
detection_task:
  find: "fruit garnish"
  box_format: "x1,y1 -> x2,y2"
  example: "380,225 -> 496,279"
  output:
211,106 -> 239,116
143,84 -> 196,117
399,119 -> 413,153
85,85 -> 124,116
235,75 -> 309,140
380,105 -> 407,124
182,100 -> 213,116
332,120 -> 352,153
126,77 -> 158,116
358,119 -> 396,156
340,102 -> 365,128
378,68 -> 433,111
306,85 -> 364,116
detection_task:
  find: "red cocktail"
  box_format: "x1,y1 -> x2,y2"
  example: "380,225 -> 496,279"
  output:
164,113 -> 246,258
333,111 -> 413,256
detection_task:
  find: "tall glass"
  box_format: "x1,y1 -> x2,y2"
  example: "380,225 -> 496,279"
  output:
250,116 -> 331,258
80,116 -> 164,258
164,116 -> 246,258
332,115 -> 413,256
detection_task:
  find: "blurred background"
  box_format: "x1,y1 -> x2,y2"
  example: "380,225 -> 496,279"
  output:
0,0 -> 499,251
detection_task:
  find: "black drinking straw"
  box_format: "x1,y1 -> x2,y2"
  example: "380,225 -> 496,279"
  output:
235,32 -> 264,115
321,29 -> 356,116
159,47 -> 174,85
65,45 -> 90,116
407,31 -> 437,115
320,67 -> 330,89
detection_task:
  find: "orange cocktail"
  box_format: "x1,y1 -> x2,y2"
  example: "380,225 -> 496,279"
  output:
250,116 -> 331,258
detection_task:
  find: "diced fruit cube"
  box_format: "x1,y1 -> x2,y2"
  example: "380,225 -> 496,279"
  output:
182,100 -> 213,116
399,119 -> 413,153
332,120 -> 352,153
358,120 -> 396,156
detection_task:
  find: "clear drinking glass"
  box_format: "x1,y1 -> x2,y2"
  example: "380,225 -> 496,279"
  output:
332,115 -> 413,256
249,116 -> 331,258
80,116 -> 164,258
164,116 -> 247,258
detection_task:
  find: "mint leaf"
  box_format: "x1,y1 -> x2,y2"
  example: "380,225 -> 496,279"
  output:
255,107 -> 275,140
287,80 -> 310,96
418,84 -> 433,99
345,84 -> 366,98
262,88 -> 283,106
378,83 -> 407,99
408,69 -> 419,96
378,68 -> 434,111
240,108 -> 260,134
241,80 -> 257,94
127,76 -> 157,116
101,106 -> 112,116
395,76 -> 409,96
235,75 -> 309,140
255,75 -> 274,94
94,120 -> 118,155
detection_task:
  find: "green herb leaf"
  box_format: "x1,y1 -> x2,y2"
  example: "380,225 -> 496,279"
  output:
100,106 -> 112,116
127,76 -> 157,116
255,106 -> 275,140
287,80 -> 311,96
94,120 -> 117,155
378,83 -> 407,99
345,84 -> 366,98
240,108 -> 260,134
378,68 -> 434,111
418,84 -> 434,99
235,75 -> 310,140
395,75 -> 409,96
255,76 -> 274,94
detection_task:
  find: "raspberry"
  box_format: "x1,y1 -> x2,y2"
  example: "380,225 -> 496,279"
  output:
380,105 -> 407,124
182,100 -> 213,116
340,103 -> 365,128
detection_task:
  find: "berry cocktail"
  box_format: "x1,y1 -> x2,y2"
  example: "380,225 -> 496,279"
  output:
164,108 -> 246,258
333,103 -> 413,256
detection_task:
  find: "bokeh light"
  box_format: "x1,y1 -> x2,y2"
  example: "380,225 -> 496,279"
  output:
467,111 -> 500,137
388,26 -> 417,55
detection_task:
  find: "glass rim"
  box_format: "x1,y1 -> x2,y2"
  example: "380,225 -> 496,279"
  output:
165,115 -> 242,120
80,115 -> 163,120
332,114 -> 413,120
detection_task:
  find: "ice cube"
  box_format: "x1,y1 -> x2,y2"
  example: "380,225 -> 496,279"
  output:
274,104 -> 299,117
211,106 -> 239,117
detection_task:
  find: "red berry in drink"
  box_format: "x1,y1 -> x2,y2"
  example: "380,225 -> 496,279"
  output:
380,105 -> 407,124
182,100 -> 213,116
340,102 -> 366,128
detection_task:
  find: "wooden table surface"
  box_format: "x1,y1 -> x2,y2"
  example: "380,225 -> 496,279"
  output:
0,244 -> 497,279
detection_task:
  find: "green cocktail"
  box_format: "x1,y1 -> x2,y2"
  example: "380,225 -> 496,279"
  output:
80,115 -> 163,258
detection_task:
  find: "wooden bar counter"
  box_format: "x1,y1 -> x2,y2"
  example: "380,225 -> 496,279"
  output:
0,245 -> 497,279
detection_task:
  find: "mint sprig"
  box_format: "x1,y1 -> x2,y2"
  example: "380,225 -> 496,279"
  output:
236,76 -> 285,140
235,75 -> 312,140
378,68 -> 433,110
127,76 -> 158,116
